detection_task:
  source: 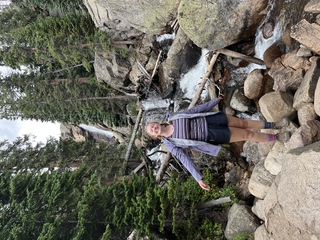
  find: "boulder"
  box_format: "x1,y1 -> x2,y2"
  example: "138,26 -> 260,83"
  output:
264,141 -> 289,175
277,142 -> 320,236
297,103 -> 318,126
268,50 -> 309,92
315,76 -> 320,116
263,43 -> 282,69
224,203 -> 260,240
94,50 -> 135,93
248,159 -> 276,199
293,58 -> 320,110
230,89 -> 255,113
244,69 -> 264,99
177,0 -> 268,50
158,28 -> 202,98
259,91 -> 296,122
84,0 -> 179,35
291,19 -> 320,55
252,174 -> 280,222
83,0 -> 143,39
286,120 -> 320,150
304,0 -> 320,13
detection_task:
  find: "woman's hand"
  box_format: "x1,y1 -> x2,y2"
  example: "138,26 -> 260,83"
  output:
198,180 -> 210,191
218,96 -> 223,101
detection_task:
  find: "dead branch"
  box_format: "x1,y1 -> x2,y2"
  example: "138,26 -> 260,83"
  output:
188,52 -> 220,109
125,109 -> 144,162
125,51 -> 162,169
156,144 -> 171,182
196,196 -> 232,209
218,48 -> 264,65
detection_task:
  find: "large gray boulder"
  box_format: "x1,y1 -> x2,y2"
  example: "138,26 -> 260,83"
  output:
224,203 -> 260,240
177,0 -> 268,50
277,142 -> 320,237
84,0 -> 180,35
94,50 -> 135,93
258,91 -> 296,122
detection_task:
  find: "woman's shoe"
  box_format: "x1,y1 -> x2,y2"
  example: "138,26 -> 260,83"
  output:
272,118 -> 289,129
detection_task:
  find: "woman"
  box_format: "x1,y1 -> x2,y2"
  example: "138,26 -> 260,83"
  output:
146,98 -> 290,191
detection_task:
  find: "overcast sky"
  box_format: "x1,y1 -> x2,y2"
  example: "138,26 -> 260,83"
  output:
0,119 -> 61,143
0,65 -> 61,144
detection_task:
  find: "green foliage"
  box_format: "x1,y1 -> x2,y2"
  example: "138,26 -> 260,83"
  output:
233,232 -> 254,240
0,72 -> 134,125
0,7 -> 112,72
13,0 -> 86,14
164,169 -> 237,239
0,137 -> 130,240
0,137 -> 238,239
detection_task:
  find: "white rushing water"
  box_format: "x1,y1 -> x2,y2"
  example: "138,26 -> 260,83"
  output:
241,2 -> 287,74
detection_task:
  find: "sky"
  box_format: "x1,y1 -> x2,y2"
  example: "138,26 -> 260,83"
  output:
0,66 -> 61,144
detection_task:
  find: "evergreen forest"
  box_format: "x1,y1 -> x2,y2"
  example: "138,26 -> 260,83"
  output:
0,1 -> 238,239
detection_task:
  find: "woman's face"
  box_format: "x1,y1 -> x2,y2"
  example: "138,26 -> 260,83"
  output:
146,122 -> 161,137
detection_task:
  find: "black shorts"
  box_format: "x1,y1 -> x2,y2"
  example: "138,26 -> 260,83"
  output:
205,113 -> 230,144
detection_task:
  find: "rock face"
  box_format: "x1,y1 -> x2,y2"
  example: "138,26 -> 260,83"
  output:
177,0 -> 268,50
81,0 -> 320,238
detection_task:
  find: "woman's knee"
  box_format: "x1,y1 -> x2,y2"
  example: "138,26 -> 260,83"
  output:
245,130 -> 255,140
227,116 -> 247,128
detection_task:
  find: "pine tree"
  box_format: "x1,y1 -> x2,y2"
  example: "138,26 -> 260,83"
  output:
0,7 -> 112,72
12,0 -> 86,14
0,72 -> 136,125
0,137 -> 135,239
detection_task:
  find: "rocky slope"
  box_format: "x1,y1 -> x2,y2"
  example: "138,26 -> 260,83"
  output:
82,0 -> 320,239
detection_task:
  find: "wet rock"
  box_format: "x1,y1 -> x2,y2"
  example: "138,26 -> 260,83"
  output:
159,28 -> 202,98
230,89 -> 255,113
263,43 -> 282,69
244,69 -> 264,99
262,21 -> 274,39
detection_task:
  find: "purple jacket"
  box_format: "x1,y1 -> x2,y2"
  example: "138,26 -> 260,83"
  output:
163,98 -> 223,182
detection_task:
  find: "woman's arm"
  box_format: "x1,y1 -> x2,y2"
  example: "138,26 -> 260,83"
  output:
178,98 -> 220,114
163,139 -> 210,190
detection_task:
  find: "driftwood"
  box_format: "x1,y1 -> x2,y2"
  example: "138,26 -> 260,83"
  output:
218,48 -> 264,65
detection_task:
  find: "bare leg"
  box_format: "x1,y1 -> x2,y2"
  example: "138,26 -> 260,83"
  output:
229,127 -> 269,143
227,115 -> 264,130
